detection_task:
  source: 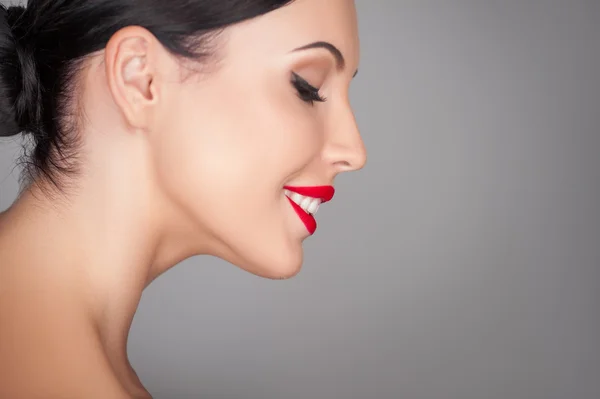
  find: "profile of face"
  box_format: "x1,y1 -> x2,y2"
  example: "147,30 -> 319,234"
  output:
95,0 -> 365,279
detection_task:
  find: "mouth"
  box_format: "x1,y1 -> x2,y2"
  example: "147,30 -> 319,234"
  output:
283,185 -> 335,235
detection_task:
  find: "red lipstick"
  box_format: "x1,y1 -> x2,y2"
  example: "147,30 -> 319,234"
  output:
284,186 -> 335,203
284,185 -> 335,235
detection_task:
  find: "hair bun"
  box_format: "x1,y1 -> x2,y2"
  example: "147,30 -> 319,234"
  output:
0,4 -> 42,138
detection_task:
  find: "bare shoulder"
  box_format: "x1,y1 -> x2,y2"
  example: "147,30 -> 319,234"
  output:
0,352 -> 134,398
0,298 -> 134,398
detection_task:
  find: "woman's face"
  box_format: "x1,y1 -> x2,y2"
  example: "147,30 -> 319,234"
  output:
153,0 -> 365,278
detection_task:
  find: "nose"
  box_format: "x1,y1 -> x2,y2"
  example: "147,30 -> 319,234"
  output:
322,104 -> 367,174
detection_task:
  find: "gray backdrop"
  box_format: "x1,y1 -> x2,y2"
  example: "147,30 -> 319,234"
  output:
1,1 -> 599,398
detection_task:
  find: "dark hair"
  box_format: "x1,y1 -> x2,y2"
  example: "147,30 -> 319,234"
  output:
0,0 -> 294,189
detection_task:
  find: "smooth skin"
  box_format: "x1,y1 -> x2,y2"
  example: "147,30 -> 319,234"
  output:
0,0 -> 365,397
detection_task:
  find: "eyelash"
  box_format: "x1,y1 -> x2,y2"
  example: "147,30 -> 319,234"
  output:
291,72 -> 326,105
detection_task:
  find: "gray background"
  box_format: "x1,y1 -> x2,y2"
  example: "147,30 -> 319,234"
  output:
1,1 -> 599,398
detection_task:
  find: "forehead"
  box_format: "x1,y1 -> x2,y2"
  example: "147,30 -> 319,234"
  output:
222,0 -> 360,72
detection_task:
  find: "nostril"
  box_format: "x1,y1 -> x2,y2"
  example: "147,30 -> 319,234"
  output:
334,160 -> 352,169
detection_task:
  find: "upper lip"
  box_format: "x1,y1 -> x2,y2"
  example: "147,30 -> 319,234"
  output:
284,185 -> 335,203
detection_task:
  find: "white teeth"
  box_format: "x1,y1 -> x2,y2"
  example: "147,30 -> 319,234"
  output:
307,199 -> 320,214
284,190 -> 323,215
300,197 -> 312,209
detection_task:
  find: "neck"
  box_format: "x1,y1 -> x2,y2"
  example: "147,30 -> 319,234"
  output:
0,143 -> 198,396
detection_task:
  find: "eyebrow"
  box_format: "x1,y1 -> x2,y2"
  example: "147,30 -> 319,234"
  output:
292,41 -> 358,78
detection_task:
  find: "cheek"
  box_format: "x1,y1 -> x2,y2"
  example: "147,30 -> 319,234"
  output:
159,79 -> 322,196
150,76 -> 321,276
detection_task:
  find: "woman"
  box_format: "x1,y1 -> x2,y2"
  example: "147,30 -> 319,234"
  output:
0,0 -> 365,397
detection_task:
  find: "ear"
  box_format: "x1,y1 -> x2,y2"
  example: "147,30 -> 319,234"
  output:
104,26 -> 161,130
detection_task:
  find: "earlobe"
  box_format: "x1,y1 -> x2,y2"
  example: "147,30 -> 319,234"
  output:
104,27 -> 158,130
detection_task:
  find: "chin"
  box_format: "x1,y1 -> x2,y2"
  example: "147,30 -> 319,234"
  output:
229,245 -> 305,280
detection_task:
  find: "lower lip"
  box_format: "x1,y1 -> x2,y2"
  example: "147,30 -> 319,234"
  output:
286,197 -> 317,235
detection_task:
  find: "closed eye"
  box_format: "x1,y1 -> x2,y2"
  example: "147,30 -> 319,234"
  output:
291,72 -> 326,106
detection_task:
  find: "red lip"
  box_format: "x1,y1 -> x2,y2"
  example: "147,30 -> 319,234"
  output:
284,185 -> 335,235
286,198 -> 317,235
283,185 -> 335,203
